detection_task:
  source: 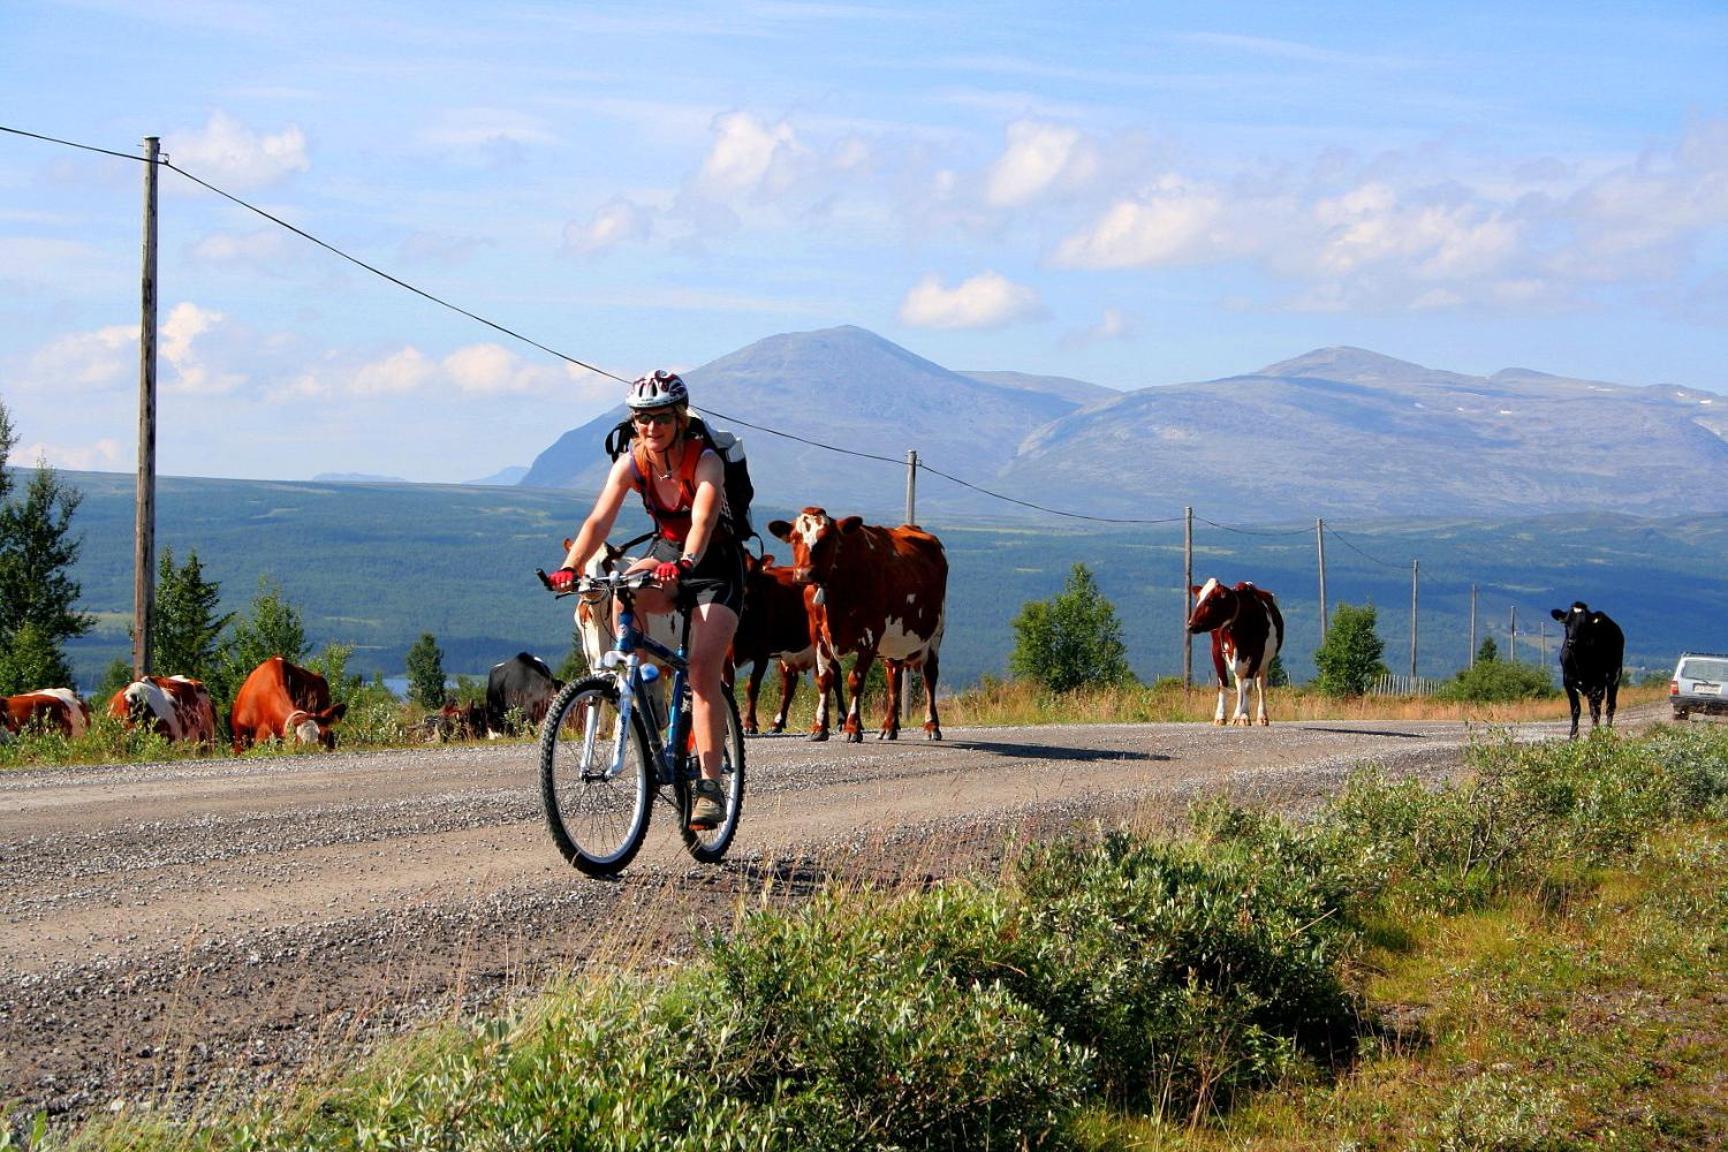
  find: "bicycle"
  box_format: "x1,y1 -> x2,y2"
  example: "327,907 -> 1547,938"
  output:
535,567 -> 746,876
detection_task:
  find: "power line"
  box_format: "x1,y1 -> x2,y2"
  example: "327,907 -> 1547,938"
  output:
0,122 -> 1353,536
1196,516 -> 1311,537
1324,526 -> 1408,569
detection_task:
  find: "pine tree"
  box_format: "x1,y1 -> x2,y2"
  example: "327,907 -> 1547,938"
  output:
405,633 -> 447,709
1477,635 -> 1499,664
152,547 -> 232,681
0,434 -> 94,693
1009,563 -> 1136,694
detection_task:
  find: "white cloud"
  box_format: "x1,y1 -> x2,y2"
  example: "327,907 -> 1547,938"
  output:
985,121 -> 1096,208
161,302 -> 246,395
15,437 -> 125,471
695,111 -> 807,199
898,271 -> 1044,329
564,198 -> 653,255
421,108 -> 558,150
189,227 -> 290,268
19,324 -> 137,391
352,347 -> 436,396
167,111 -> 309,188
1053,177 -> 1228,268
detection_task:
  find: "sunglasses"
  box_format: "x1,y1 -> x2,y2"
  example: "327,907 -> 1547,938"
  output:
632,411 -> 677,428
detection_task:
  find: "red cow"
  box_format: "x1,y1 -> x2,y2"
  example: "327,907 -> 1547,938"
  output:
768,508 -> 948,743
1187,579 -> 1285,726
229,657 -> 346,751
108,675 -> 219,746
731,552 -> 826,735
1,689 -> 92,740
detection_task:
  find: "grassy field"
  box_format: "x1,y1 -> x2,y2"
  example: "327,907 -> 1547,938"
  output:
16,721 -> 1725,1150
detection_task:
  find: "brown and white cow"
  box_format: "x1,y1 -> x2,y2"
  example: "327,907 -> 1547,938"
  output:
1,689 -> 92,741
731,552 -> 826,735
108,675 -> 219,746
229,657 -> 345,751
1188,579 -> 1285,726
768,509 -> 947,743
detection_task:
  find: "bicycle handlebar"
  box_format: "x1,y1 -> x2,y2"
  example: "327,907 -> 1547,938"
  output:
535,568 -> 727,603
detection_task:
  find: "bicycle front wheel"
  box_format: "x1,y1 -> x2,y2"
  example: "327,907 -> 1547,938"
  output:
540,676 -> 653,877
678,689 -> 746,864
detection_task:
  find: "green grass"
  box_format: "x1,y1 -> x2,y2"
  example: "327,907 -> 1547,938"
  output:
9,724 -> 1726,1150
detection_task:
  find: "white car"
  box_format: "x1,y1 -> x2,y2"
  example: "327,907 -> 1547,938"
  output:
1670,653 -> 1728,719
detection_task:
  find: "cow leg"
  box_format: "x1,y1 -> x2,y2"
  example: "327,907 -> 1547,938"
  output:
1231,665 -> 1252,726
1255,673 -> 1270,726
1605,676 -> 1619,729
877,660 -> 902,740
1212,681 -> 1228,726
844,649 -> 876,743
809,645 -> 838,742
922,651 -> 942,741
771,662 -> 798,734
1564,683 -> 1582,739
1588,687 -> 1604,731
742,661 -> 767,735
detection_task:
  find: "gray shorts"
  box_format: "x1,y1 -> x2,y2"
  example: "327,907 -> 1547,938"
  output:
647,536 -> 745,616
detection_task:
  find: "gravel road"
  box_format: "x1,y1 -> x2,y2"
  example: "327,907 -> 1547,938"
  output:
0,715 -> 1579,1126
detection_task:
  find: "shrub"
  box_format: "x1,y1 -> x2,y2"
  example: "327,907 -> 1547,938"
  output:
1434,658 -> 1555,702
1009,563 -> 1136,695
1313,603 -> 1387,697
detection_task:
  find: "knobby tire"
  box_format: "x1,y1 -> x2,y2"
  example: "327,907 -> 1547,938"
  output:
676,689 -> 746,863
539,676 -> 652,877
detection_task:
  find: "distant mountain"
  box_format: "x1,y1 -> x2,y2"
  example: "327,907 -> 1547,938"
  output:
958,370 -> 1118,410
1001,345 -> 1728,519
520,325 -> 1096,518
466,465 -> 528,487
520,331 -> 1728,522
312,472 -> 408,484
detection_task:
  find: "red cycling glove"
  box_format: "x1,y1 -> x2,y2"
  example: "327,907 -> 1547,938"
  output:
548,566 -> 578,591
653,557 -> 693,583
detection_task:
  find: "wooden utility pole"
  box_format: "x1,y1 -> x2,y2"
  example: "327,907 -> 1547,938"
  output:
1182,505 -> 1193,688
1509,605 -> 1518,663
1469,584 -> 1478,667
904,449 -> 917,526
133,136 -> 159,678
1409,559 -> 1419,679
1316,518 -> 1328,639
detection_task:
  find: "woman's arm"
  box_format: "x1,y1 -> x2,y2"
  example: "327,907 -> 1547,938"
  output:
679,452 -> 727,566
560,456 -> 635,571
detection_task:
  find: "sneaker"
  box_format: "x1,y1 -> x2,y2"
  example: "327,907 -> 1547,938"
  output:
688,778 -> 726,830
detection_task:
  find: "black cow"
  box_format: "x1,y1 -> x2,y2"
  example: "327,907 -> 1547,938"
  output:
1550,602 -> 1624,739
486,653 -> 562,736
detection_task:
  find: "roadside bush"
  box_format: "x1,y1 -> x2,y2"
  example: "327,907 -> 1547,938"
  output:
1433,658 -> 1555,702
704,886 -> 1089,1149
1321,725 -> 1728,917
1010,828 -> 1359,1118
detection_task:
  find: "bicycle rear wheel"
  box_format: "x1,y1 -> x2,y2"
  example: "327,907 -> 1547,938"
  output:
540,676 -> 653,876
677,689 -> 746,863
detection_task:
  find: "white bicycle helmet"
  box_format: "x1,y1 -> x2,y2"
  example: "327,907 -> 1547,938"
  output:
626,370 -> 688,411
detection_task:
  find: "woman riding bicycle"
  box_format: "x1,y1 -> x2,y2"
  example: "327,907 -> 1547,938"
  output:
548,370 -> 744,830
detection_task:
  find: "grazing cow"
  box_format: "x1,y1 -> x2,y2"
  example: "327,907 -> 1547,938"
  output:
1,689 -> 91,740
421,700 -> 487,742
108,675 -> 218,746
768,509 -> 948,742
1550,601 -> 1624,738
1188,579 -> 1286,726
230,657 -> 346,751
731,552 -> 827,735
486,653 -> 562,735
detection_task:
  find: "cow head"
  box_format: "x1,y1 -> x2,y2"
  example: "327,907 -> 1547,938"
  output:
1551,601 -> 1603,655
767,508 -> 864,586
1187,579 -> 1235,634
285,704 -> 347,749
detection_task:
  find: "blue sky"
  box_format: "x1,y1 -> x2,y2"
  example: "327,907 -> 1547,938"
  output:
1,0 -> 1724,482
